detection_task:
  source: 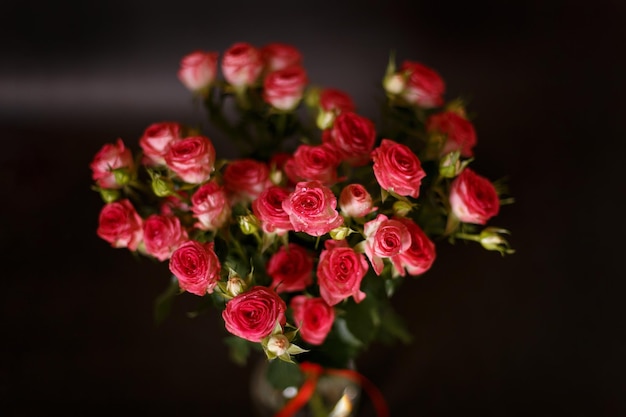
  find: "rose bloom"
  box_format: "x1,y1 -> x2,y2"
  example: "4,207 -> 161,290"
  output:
263,66 -> 308,111
142,214 -> 189,261
223,159 -> 272,204
266,243 -> 313,293
139,122 -> 182,166
400,61 -> 445,108
191,181 -> 231,231
261,42 -> 302,72
363,214 -> 412,275
393,217 -> 436,277
290,296 -> 335,345
90,138 -> 134,189
252,186 -> 293,236
426,111 -> 477,158
177,50 -> 218,92
284,143 -> 341,185
282,180 -> 344,237
324,112 -> 376,166
317,88 -> 355,130
97,199 -> 143,251
221,42 -> 263,88
449,168 -> 500,225
372,139 -> 426,198
164,135 -> 216,184
222,286 -> 287,343
339,184 -> 376,218
169,240 -> 221,296
317,239 -> 368,306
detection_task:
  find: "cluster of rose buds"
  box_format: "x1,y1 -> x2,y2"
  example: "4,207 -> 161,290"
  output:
91,41 -> 513,364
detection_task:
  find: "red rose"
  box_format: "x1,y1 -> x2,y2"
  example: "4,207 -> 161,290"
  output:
317,239 -> 368,306
266,243 -> 313,293
223,159 -> 272,204
260,42 -> 302,73
282,181 -> 344,237
426,111 -> 477,157
284,143 -> 341,185
372,139 -> 426,198
143,214 -> 189,261
222,286 -> 287,342
263,66 -> 308,111
252,186 -> 293,236
221,42 -> 263,88
290,296 -> 335,345
400,61 -> 445,108
139,122 -> 182,166
191,181 -> 231,231
449,168 -> 500,225
164,136 -> 216,184
177,50 -> 218,92
363,214 -> 411,275
339,184 -> 377,218
169,240 -> 221,296
393,217 -> 436,277
316,88 -> 355,129
97,199 -> 143,251
90,138 -> 134,189
324,112 -> 376,166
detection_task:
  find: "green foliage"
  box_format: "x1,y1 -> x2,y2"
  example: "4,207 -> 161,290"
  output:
266,357 -> 304,390
153,276 -> 181,326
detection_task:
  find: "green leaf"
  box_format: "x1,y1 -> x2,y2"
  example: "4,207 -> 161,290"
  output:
266,357 -> 303,390
153,276 -> 181,326
224,336 -> 252,366
342,296 -> 378,346
377,308 -> 413,345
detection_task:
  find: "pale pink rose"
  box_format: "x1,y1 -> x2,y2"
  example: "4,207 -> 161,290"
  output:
191,181 -> 231,231
251,186 -> 293,235
169,240 -> 221,296
222,286 -> 287,342
283,143 -> 341,185
164,136 -> 216,184
290,296 -> 335,345
319,88 -> 355,114
261,42 -> 303,72
317,239 -> 368,306
282,181 -> 344,237
363,214 -> 411,275
263,66 -> 308,111
372,139 -> 426,198
221,42 -> 263,88
97,199 -> 143,251
139,122 -> 182,166
266,243 -> 313,293
393,217 -> 436,277
142,214 -> 189,261
90,138 -> 134,189
449,168 -> 500,225
223,159 -> 272,204
339,184 -> 377,218
178,50 -> 219,92
426,111 -> 477,157
400,61 -> 445,108
324,112 -> 376,166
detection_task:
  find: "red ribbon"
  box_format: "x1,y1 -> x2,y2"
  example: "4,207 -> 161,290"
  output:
273,361 -> 390,417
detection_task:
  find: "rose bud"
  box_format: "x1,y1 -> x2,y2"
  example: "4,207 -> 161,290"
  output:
178,50 -> 218,94
478,227 -> 515,255
317,239 -> 368,306
221,42 -> 263,89
363,214 -> 411,275
383,73 -> 406,95
142,214 -> 189,262
260,42 -> 303,73
139,122 -> 182,166
426,111 -> 477,158
399,61 -> 445,108
169,240 -> 221,296
97,199 -> 143,251
316,88 -> 355,129
266,243 -> 314,293
290,296 -> 335,345
238,214 -> 260,235
191,181 -> 231,231
449,168 -> 500,225
90,138 -> 134,189
164,135 -> 216,184
266,334 -> 290,356
329,226 -> 351,241
282,181 -> 344,237
226,273 -> 247,297
339,184 -> 376,218
263,66 -> 308,111
324,112 -> 376,166
372,139 -> 426,199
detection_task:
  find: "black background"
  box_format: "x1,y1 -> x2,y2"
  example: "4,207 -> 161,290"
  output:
1,1 -> 625,416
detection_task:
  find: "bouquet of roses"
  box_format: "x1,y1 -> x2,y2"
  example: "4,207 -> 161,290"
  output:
90,41 -> 514,416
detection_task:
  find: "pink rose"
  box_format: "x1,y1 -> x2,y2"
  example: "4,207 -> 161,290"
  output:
223,159 -> 272,204
177,50 -> 218,92
400,61 -> 445,108
449,168 -> 500,225
191,181 -> 231,231
143,214 -> 189,261
339,184 -> 377,218
324,112 -> 376,166
282,180 -> 344,237
221,42 -> 263,88
317,239 -> 368,306
261,43 -> 302,72
284,143 -> 341,185
169,240 -> 221,296
266,243 -> 313,293
393,217 -> 436,277
139,122 -> 182,166
263,66 -> 308,111
290,296 -> 335,345
90,138 -> 134,189
426,111 -> 477,157
164,136 -> 216,184
372,139 -> 426,198
252,186 -> 293,235
222,286 -> 287,342
97,199 -> 143,251
363,214 -> 411,275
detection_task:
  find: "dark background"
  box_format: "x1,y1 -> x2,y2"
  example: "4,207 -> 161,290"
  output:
1,1 -> 625,416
